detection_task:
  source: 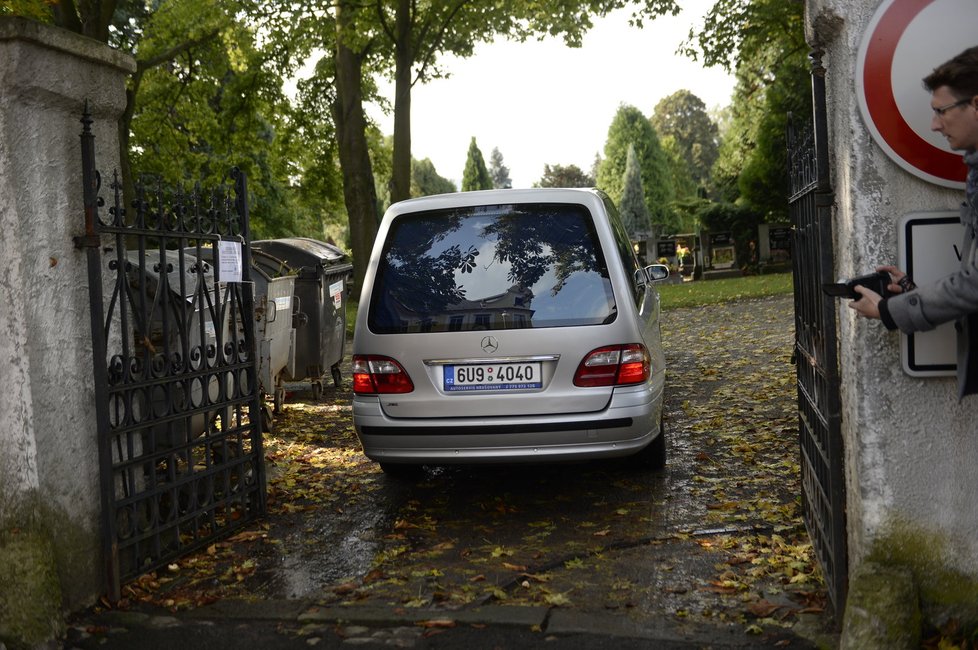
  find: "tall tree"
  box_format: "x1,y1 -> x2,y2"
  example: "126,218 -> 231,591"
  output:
682,0 -> 809,221
536,163 -> 595,188
127,1 -> 300,235
333,2 -> 380,290
596,104 -> 676,231
368,0 -> 681,205
651,89 -> 719,194
660,135 -> 698,201
316,0 -> 681,294
461,137 -> 492,192
287,57 -> 350,242
412,158 -> 456,196
9,0 -> 338,240
619,144 -> 651,237
489,147 -> 512,189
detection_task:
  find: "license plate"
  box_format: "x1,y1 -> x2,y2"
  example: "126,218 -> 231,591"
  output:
443,362 -> 543,392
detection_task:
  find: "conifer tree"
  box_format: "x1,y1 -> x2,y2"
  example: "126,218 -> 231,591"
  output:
462,137 -> 493,191
619,144 -> 651,238
596,104 -> 675,230
489,147 -> 512,189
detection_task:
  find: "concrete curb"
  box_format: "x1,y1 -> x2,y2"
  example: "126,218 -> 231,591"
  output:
69,599 -> 836,649
179,600 -> 552,628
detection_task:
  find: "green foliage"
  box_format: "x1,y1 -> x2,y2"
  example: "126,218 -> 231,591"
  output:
657,272 -> 792,309
127,1 -> 309,240
412,158 -> 457,196
670,193 -> 711,236
535,163 -> 594,188
371,133 -> 395,213
660,136 -> 697,199
0,0 -> 348,244
736,50 -> 810,221
618,144 -> 650,237
488,147 -> 511,189
461,137 -> 492,192
596,104 -> 676,232
698,201 -> 764,268
0,0 -> 52,22
684,0 -> 809,221
286,55 -> 348,242
651,90 -> 719,194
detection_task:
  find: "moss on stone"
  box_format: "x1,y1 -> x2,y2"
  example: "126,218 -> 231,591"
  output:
841,561 -> 921,649
0,530 -> 64,649
865,522 -> 978,629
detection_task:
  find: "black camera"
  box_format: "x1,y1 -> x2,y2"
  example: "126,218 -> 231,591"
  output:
822,271 -> 893,300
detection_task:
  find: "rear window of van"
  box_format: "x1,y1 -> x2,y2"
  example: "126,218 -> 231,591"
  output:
368,203 -> 616,334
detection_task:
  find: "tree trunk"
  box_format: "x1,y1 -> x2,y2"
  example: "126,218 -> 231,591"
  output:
118,83 -> 138,211
389,0 -> 413,205
333,6 -> 380,294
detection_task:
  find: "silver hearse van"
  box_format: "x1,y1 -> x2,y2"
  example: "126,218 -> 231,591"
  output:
351,188 -> 669,474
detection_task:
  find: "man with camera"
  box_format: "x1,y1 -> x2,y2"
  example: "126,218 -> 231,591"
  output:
850,45 -> 978,399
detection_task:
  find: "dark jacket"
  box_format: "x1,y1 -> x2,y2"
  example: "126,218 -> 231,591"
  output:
880,151 -> 978,399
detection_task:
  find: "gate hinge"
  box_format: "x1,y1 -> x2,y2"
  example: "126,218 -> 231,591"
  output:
73,234 -> 100,249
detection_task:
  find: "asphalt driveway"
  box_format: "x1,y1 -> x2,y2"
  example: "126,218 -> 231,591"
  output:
66,293 -> 839,649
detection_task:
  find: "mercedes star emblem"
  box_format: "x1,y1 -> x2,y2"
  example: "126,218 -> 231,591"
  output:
481,336 -> 499,354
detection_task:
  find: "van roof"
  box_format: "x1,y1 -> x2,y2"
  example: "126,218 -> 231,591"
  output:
385,187 -> 605,216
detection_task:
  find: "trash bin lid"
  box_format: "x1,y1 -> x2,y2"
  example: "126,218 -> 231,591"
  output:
251,248 -> 294,279
128,249 -> 216,303
252,237 -> 348,268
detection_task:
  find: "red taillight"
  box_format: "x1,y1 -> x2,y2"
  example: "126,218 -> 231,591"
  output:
573,344 -> 651,387
352,355 -> 414,394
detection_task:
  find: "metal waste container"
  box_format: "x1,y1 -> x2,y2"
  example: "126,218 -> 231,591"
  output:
251,238 -> 353,398
126,249 -> 229,446
247,248 -> 299,413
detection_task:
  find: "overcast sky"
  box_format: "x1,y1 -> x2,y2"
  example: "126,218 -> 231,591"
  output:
367,0 -> 736,189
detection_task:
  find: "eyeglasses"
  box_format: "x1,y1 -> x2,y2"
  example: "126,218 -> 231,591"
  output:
932,98 -> 971,117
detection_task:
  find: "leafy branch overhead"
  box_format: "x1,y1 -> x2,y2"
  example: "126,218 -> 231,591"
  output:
9,0 -> 809,298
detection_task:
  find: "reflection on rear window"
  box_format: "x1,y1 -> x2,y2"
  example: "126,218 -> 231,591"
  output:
368,203 -> 616,333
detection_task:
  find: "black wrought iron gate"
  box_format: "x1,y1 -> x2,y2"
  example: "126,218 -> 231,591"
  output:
78,108 -> 266,599
787,50 -> 848,617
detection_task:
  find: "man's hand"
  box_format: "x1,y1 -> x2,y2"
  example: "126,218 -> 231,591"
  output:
849,285 -> 883,319
877,265 -> 910,294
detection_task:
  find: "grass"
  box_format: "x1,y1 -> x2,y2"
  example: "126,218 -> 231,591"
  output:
343,272 -> 795,333
656,272 -> 793,310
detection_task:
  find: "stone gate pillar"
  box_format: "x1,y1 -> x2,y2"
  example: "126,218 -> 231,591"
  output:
0,15 -> 135,629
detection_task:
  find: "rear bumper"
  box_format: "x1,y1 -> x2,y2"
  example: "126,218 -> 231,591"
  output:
352,384 -> 663,464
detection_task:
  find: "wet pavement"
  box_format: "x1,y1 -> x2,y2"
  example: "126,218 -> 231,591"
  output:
64,293 -> 840,649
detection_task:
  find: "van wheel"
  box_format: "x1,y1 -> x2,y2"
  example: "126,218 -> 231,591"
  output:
628,418 -> 666,470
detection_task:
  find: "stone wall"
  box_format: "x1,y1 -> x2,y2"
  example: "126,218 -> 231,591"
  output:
804,0 -> 978,628
0,15 -> 134,618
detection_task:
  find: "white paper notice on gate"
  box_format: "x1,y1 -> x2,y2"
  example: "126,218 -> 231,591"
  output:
218,240 -> 243,283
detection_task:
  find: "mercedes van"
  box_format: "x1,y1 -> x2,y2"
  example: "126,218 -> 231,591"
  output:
351,188 -> 669,474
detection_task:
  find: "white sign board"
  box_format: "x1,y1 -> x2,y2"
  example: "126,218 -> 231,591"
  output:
897,211 -> 962,376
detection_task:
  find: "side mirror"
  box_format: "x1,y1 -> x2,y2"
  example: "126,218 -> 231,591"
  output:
634,264 -> 670,286
646,264 -> 670,282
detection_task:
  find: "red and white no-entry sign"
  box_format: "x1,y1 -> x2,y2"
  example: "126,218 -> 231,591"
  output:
856,0 -> 978,189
